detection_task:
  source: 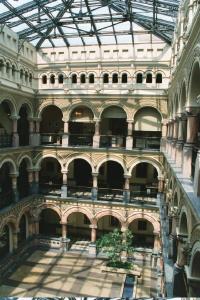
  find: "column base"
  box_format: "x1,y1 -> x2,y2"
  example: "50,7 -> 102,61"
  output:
12,133 -> 19,147
93,135 -> 100,148
61,238 -> 70,252
30,133 -> 40,146
91,187 -> 97,200
61,185 -> 68,198
175,141 -> 183,168
126,136 -> 133,150
123,189 -> 130,203
62,134 -> 68,147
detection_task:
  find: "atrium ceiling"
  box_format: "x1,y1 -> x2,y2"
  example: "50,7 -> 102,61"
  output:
0,0 -> 180,48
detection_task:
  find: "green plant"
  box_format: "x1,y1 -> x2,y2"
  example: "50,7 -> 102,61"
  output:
96,228 -> 134,268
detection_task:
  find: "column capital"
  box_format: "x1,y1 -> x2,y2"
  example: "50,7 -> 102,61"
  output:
92,172 -> 99,177
89,224 -> 97,229
10,115 -> 20,121
124,174 -> 131,179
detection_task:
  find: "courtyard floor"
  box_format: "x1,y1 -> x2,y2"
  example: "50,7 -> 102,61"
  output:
0,244 -> 158,297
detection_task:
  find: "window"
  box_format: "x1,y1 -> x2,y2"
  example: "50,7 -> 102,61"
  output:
121,73 -> 128,83
136,73 -> 143,83
112,73 -> 118,83
136,163 -> 148,178
50,74 -> 55,84
42,75 -> 47,84
89,73 -> 95,84
58,74 -> 64,84
138,220 -> 147,231
146,73 -> 152,83
109,216 -> 119,227
80,74 -> 86,84
156,73 -> 162,84
103,73 -> 109,83
71,74 -> 77,84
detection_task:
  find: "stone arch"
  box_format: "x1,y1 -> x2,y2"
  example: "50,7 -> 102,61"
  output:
65,155 -> 95,173
37,204 -> 62,220
63,206 -> 94,224
99,104 -> 128,119
189,241 -> 200,278
96,157 -> 127,174
0,96 -> 17,116
179,208 -> 189,236
127,212 -> 160,233
133,105 -> 163,122
188,58 -> 200,106
16,206 -> 32,230
35,154 -> 64,170
65,102 -> 97,121
17,155 -> 33,170
0,158 -> 17,174
38,102 -> 64,119
0,216 -> 17,236
127,157 -> 162,177
18,102 -> 33,118
95,209 -> 125,226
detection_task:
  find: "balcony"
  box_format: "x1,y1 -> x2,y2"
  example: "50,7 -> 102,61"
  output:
133,136 -> 161,150
99,135 -> 126,148
40,133 -> 62,145
68,134 -> 93,147
0,134 -> 12,148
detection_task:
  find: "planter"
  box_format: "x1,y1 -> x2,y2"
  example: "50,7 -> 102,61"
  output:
101,264 -> 141,277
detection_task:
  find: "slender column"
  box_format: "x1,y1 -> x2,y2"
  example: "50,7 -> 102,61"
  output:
123,175 -> 130,203
62,121 -> 69,147
186,113 -> 198,144
13,230 -> 18,251
153,232 -> 160,253
11,173 -> 19,202
93,120 -> 100,148
61,223 -> 68,239
171,118 -> 179,161
126,121 -> 133,150
32,170 -> 39,194
11,116 -> 19,147
92,173 -> 98,200
158,176 -> 165,193
90,225 -> 97,242
34,118 -> 41,146
175,116 -> 186,167
34,217 -> 40,235
160,121 -> 167,151
28,169 -> 34,194
29,118 -> 35,146
61,172 -> 68,198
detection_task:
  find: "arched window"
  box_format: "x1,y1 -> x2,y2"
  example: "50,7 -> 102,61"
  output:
121,73 -> 128,83
103,73 -> 109,83
136,73 -> 143,83
42,75 -> 47,84
112,73 -> 118,83
20,69 -> 23,80
50,74 -> 55,84
89,74 -> 95,84
58,74 -> 64,84
29,74 -> 33,84
146,73 -> 152,83
72,74 -> 77,84
25,71 -> 28,83
156,73 -> 162,84
12,65 -> 15,77
80,74 -> 86,84
6,62 -> 10,74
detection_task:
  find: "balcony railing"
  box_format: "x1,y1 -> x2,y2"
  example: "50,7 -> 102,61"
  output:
68,186 -> 92,199
98,188 -> 124,202
40,133 -> 62,145
68,134 -> 93,147
133,137 -> 160,150
100,135 -> 126,148
39,183 -> 62,197
0,134 -> 12,148
0,190 -> 14,209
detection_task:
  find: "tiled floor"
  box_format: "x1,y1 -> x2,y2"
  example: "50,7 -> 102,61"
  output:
0,248 -> 158,298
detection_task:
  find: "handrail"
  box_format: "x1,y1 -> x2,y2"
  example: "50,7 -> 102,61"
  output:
0,134 -> 12,148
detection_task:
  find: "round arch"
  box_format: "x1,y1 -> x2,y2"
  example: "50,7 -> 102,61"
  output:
0,158 -> 17,174
17,102 -> 33,118
17,155 -> 33,170
65,156 -> 95,173
99,104 -> 128,119
188,59 -> 200,105
63,206 -> 94,224
179,210 -> 189,236
38,103 -> 64,119
127,212 -> 160,233
35,154 -> 64,170
96,158 -> 126,174
95,209 -> 125,226
0,97 -> 17,116
128,158 -> 162,177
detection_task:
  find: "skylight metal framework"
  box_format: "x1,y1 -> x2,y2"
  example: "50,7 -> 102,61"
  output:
0,0 -> 180,48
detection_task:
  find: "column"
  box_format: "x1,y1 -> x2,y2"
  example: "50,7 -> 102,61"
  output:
11,116 -> 19,147
93,120 -> 100,148
62,121 -> 69,147
171,118 -> 179,161
34,217 -> 40,235
13,230 -> 18,251
175,116 -> 186,167
90,225 -> 97,242
183,113 -> 198,178
123,175 -> 130,203
61,172 -> 68,198
126,121 -> 133,150
166,120 -> 173,155
92,173 -> 98,200
158,176 -> 165,193
153,232 -> 160,253
28,169 -> 34,194
61,223 -> 67,239
61,222 -> 70,252
32,169 -> 39,194
194,150 -> 200,196
160,120 -> 167,151
11,173 -> 19,202
29,118 -> 35,146
169,214 -> 179,261
34,118 -> 41,146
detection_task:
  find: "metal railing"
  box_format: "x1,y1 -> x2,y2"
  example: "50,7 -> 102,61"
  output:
99,135 -> 126,148
0,134 -> 12,148
68,186 -> 92,199
133,137 -> 160,150
40,133 -> 62,145
0,190 -> 14,209
68,134 -> 93,146
39,183 -> 62,197
98,188 -> 124,202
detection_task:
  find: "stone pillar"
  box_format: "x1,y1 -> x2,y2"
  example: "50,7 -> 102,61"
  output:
62,121 -> 69,147
168,214 -> 179,261
34,217 -> 40,235
175,116 -> 185,168
186,113 -> 198,144
153,232 -> 160,253
11,116 -> 19,147
32,170 -> 39,194
167,120 -> 173,156
29,118 -> 35,146
171,119 -> 178,161
61,223 -> 67,239
90,225 -> 97,242
123,175 -> 130,203
92,173 -> 98,200
126,121 -> 133,150
61,172 -> 68,198
61,222 -> 70,252
34,119 -> 41,146
194,150 -> 200,196
13,230 -> 18,251
158,176 -> 165,193
28,169 -> 34,194
93,120 -> 100,148
160,121 -> 167,151
11,173 -> 19,202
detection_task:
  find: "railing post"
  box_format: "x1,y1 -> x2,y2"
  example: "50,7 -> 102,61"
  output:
93,120 -> 100,148
126,121 -> 133,150
10,173 -> 19,202
61,171 -> 68,198
62,121 -> 69,147
92,173 -> 98,200
11,116 -> 19,147
123,175 -> 131,203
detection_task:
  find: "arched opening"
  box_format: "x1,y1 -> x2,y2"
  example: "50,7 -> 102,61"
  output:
156,73 -> 162,84
190,251 -> 200,295
0,100 -> 13,147
136,73 -> 143,83
71,74 -> 77,84
98,161 -> 124,200
12,65 -> 16,79
112,73 -> 118,83
25,71 -> 28,84
39,208 -> 61,237
80,74 -> 86,84
42,75 -> 47,84
68,159 -> 92,198
129,218 -> 154,248
189,61 -> 200,105
130,162 -> 158,199
58,74 -> 64,84
179,212 -> 188,237
100,106 -> 127,148
18,215 -> 27,246
18,105 -> 29,146
50,74 -> 55,84
146,73 -> 152,83
97,215 -> 120,238
29,73 -> 33,85
0,59 -> 4,75
0,225 -> 10,258
103,73 -> 109,84
69,106 -> 94,146
133,107 -> 162,150
0,162 -> 14,208
20,69 -> 23,82
39,157 -> 62,196
18,159 -> 30,199
121,73 -> 128,83
6,62 -> 10,76
89,73 -> 95,84
67,212 -> 91,241
40,105 -> 63,145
